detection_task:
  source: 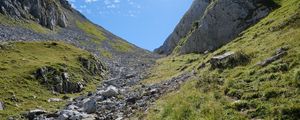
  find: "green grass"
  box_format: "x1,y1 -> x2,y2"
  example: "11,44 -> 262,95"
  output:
0,14 -> 52,34
145,0 -> 300,119
108,39 -> 134,53
142,54 -> 201,84
146,80 -> 247,120
0,42 -> 104,119
98,48 -> 113,59
76,20 -> 106,44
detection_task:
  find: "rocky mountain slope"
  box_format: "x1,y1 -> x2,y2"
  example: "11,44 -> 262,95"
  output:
145,0 -> 300,119
0,0 -> 156,65
0,42 -> 107,118
0,0 -> 158,119
155,0 -> 278,55
1,0 -> 299,119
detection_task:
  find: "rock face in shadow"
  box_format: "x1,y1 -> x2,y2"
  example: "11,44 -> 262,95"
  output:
34,56 -> 107,94
155,0 -> 278,55
0,0 -> 69,29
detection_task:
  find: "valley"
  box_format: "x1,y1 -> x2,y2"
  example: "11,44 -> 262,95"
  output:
0,0 -> 300,120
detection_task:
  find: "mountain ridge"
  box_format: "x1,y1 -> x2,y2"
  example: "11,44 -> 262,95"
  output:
155,0 -> 278,55
0,0 -> 299,119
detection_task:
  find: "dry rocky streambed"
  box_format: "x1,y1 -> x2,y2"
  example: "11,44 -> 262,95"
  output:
27,60 -> 195,120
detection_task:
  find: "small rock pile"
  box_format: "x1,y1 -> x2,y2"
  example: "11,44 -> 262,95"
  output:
35,66 -> 85,94
28,63 -> 194,120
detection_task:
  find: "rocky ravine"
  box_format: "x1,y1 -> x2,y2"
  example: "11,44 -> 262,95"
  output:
28,58 -> 195,120
155,0 -> 278,55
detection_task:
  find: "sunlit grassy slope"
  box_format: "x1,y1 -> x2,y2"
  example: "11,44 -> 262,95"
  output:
0,14 -> 52,34
76,20 -> 135,54
0,42 -> 104,119
145,0 -> 300,119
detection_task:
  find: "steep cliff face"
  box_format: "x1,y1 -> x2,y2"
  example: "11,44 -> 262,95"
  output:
155,0 -> 278,55
0,0 -> 157,68
154,0 -> 211,55
0,0 -> 158,118
0,0 -> 69,30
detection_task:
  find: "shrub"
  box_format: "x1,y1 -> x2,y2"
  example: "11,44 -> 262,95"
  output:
225,88 -> 243,99
242,93 -> 261,100
196,73 -> 224,92
263,63 -> 289,73
280,105 -> 300,120
230,100 -> 250,111
263,88 -> 285,99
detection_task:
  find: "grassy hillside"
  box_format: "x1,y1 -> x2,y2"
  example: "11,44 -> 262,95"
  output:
76,20 -> 135,56
0,42 -> 105,119
0,14 -> 52,34
145,0 -> 300,119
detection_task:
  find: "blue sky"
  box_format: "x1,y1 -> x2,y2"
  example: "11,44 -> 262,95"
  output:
68,0 -> 193,51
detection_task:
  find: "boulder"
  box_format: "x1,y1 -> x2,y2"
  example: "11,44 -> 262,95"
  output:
100,85 -> 119,98
67,105 -> 79,110
58,110 -> 87,120
82,98 -> 97,114
48,98 -> 63,102
25,109 -> 47,120
125,73 -> 136,79
62,72 -> 69,81
210,52 -> 235,68
79,56 -> 106,76
57,113 -> 69,120
258,47 -> 288,67
210,51 -> 250,69
0,101 -> 4,110
35,66 -> 85,93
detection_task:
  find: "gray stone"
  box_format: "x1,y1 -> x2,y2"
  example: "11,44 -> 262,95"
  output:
26,109 -> 47,120
150,88 -> 159,95
35,66 -> 86,93
258,48 -> 288,67
211,52 -> 235,61
60,110 -> 73,116
210,51 -> 251,69
70,115 -> 81,120
210,52 -> 236,68
57,113 -> 69,120
67,105 -> 79,110
82,98 -> 97,114
100,85 -> 119,98
0,101 -> 4,110
62,72 -> 69,81
48,98 -> 63,102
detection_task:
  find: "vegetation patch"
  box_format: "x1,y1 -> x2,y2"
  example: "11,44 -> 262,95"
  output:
142,54 -> 201,84
0,14 -> 52,34
0,42 -> 106,119
145,0 -> 300,119
76,20 -> 106,44
108,39 -> 134,53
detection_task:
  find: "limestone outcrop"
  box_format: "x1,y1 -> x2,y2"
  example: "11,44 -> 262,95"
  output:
155,0 -> 277,55
0,0 -> 70,29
